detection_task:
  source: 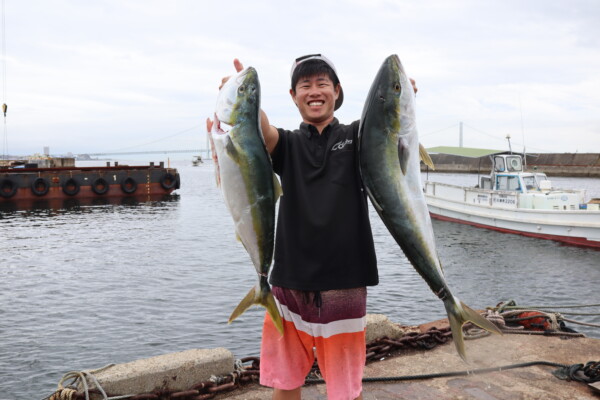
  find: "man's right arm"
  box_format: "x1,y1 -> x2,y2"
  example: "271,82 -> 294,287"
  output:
260,110 -> 279,154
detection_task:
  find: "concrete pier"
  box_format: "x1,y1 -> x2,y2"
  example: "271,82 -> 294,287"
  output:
78,348 -> 233,399
54,315 -> 599,400
228,326 -> 600,399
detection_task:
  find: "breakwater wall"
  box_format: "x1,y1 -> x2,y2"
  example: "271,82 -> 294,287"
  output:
421,153 -> 600,177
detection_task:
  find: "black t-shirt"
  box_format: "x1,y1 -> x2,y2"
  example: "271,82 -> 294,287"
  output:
269,118 -> 378,291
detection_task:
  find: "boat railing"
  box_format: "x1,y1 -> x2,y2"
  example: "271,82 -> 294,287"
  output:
424,181 -> 518,209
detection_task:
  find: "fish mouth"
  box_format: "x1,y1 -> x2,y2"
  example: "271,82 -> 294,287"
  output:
235,67 -> 258,87
212,114 -> 232,135
234,67 -> 250,84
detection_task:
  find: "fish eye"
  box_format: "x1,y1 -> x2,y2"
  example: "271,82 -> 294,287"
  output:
238,86 -> 245,93
394,83 -> 401,92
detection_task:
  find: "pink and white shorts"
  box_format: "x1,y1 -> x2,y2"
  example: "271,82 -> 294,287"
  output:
260,286 -> 367,400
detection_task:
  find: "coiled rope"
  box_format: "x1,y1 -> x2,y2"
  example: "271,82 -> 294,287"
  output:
495,300 -> 600,328
46,364 -> 134,400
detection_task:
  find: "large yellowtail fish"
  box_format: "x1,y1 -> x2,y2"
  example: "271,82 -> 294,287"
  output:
358,55 -> 501,360
208,67 -> 283,335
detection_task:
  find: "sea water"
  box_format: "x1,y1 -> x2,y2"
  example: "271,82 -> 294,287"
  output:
1,160 -> 598,399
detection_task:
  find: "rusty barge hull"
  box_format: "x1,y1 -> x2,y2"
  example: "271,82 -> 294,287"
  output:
0,163 -> 180,205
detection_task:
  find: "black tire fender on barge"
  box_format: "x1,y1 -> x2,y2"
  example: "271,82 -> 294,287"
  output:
160,173 -> 177,190
62,178 -> 80,196
91,177 -> 109,195
121,177 -> 137,194
0,177 -> 18,198
31,177 -> 50,196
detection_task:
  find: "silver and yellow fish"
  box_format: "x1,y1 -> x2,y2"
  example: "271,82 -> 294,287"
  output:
208,67 -> 283,334
358,55 -> 501,360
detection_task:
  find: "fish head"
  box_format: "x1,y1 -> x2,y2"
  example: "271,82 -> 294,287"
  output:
215,67 -> 261,130
360,54 -> 416,137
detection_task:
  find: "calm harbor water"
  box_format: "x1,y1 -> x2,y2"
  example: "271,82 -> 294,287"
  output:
1,160 -> 599,399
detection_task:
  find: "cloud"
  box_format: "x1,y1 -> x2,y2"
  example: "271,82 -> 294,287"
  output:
1,0 -> 598,156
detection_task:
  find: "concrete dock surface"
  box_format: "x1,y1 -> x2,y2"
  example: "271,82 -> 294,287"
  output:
224,333 -> 600,399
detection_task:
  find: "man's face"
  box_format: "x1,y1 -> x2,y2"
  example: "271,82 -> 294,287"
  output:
290,74 -> 340,126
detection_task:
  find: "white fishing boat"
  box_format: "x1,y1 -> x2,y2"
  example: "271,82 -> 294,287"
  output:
424,153 -> 600,249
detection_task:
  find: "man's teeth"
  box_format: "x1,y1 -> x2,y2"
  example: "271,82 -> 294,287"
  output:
309,101 -> 324,106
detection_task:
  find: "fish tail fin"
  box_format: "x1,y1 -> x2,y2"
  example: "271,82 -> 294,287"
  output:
228,283 -> 284,336
228,285 -> 256,324
264,290 -> 284,335
444,297 -> 502,362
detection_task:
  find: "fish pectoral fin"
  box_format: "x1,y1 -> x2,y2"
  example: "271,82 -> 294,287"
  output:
398,138 -> 409,175
419,143 -> 435,170
225,136 -> 242,164
273,173 -> 283,200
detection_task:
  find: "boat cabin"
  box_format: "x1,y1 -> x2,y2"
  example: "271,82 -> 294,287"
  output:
476,154 -> 586,210
479,154 -> 549,194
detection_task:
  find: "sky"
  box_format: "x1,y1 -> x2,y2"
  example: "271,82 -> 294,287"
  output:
1,0 -> 599,158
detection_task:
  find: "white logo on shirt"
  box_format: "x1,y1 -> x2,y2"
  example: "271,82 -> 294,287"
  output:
331,139 -> 353,151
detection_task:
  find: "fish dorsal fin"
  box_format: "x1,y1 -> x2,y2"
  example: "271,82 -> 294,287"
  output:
273,173 -> 283,200
398,138 -> 409,175
419,143 -> 435,170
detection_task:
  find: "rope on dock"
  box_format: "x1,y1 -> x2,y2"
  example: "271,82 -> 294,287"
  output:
306,360 -> 571,384
497,303 -> 600,310
493,299 -> 600,329
306,360 -> 600,385
552,361 -> 600,384
45,364 -> 135,400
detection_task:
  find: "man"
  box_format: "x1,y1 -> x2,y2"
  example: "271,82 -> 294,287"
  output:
208,55 -> 416,400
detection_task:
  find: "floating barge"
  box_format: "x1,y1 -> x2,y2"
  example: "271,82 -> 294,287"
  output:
0,161 -> 180,209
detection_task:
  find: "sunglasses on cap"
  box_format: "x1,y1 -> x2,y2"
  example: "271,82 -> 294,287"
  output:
290,54 -> 339,78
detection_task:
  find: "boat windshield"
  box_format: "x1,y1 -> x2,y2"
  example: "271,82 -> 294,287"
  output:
494,156 -> 506,172
523,175 -> 538,190
496,175 -> 521,191
534,173 -> 548,185
507,156 -> 523,172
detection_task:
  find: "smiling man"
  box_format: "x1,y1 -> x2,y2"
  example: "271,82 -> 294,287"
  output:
209,54 -> 386,400
259,55 -> 378,400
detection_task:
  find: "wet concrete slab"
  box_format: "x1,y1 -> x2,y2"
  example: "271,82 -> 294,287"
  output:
223,333 -> 600,399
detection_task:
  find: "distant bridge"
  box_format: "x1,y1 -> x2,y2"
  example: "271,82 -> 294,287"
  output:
78,149 -> 210,157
